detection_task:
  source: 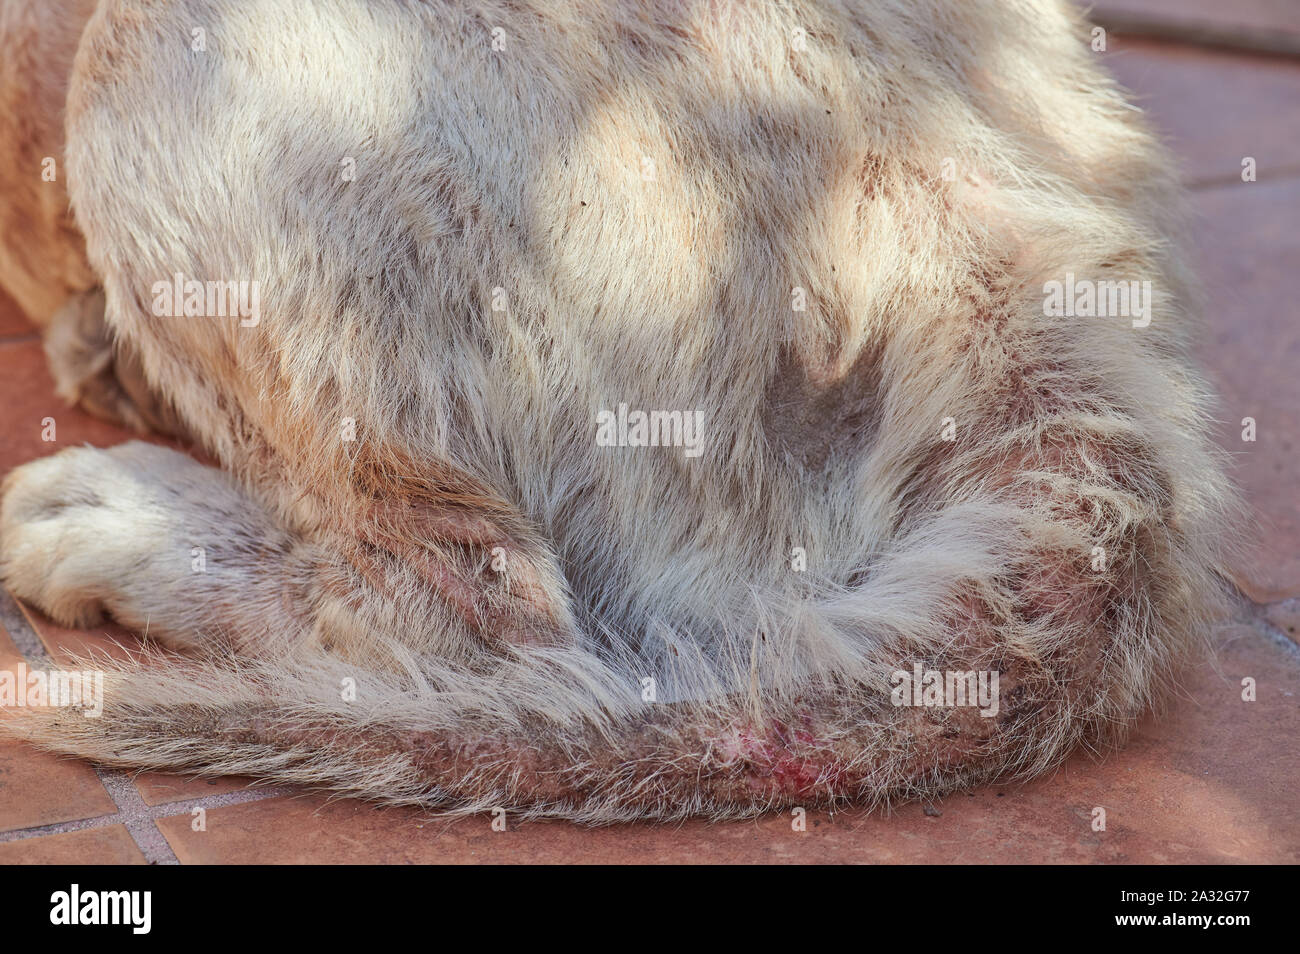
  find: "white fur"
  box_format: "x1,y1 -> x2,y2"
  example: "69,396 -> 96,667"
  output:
0,0 -> 1238,821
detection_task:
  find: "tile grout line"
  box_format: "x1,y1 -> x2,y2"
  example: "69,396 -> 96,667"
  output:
0,785 -> 294,845
0,810 -> 129,845
1244,603 -> 1300,662
0,589 -> 178,860
94,768 -> 182,865
90,770 -> 294,864
0,589 -> 47,661
2,588 -> 293,860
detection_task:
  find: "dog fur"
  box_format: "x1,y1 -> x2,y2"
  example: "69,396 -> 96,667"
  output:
0,0 -> 1237,821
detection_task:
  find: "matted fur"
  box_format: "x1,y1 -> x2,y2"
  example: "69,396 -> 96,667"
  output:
0,0 -> 1237,821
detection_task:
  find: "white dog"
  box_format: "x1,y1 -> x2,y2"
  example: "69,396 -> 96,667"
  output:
0,0 -> 1236,821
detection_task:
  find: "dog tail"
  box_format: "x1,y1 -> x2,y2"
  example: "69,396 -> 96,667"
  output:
3,493 -> 1228,823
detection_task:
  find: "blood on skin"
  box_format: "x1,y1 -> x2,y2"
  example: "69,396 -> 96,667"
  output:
716,715 -> 844,798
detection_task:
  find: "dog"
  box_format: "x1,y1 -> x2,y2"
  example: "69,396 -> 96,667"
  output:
0,0 -> 1237,822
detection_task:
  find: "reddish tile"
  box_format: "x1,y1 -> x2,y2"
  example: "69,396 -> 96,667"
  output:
16,601 -> 152,667
0,824 -> 145,865
0,339 -> 134,472
1102,37 -> 1300,186
0,624 -> 118,832
154,628 -> 1297,864
157,798 -> 443,865
0,287 -> 34,340
13,605 -> 258,805
1192,179 -> 1300,600
133,772 -> 259,807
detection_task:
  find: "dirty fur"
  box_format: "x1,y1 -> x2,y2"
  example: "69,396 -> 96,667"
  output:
0,0 -> 1237,822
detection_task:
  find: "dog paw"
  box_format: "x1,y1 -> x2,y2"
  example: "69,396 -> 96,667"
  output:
2,442 -> 323,652
0,442 -> 229,639
0,445 -> 131,627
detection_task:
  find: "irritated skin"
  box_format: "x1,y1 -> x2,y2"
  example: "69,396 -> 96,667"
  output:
0,0 -> 1236,822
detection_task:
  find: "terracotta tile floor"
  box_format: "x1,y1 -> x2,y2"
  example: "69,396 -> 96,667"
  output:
1,6 -> 1298,863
